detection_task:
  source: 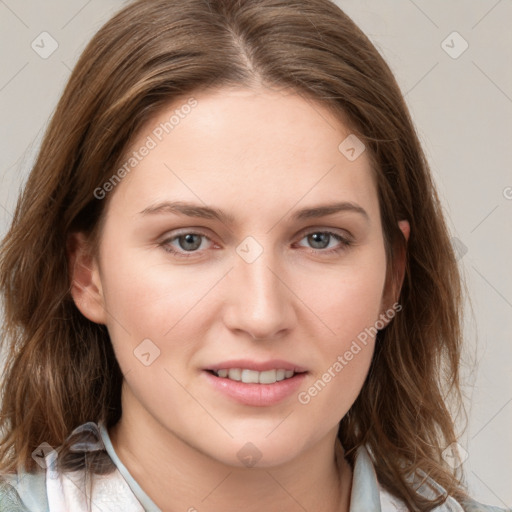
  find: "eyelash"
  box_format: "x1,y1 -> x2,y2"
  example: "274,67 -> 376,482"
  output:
159,229 -> 352,259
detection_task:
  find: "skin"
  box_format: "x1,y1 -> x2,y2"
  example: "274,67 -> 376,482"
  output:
69,85 -> 409,511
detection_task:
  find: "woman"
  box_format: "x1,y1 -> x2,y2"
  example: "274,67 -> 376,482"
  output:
0,0 -> 507,510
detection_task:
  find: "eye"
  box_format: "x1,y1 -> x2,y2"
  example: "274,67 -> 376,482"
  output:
160,231 -> 213,258
159,229 -> 352,260
295,230 -> 352,255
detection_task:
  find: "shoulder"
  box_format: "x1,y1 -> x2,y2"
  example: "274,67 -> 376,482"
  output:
1,421 -> 149,512
0,479 -> 26,512
0,470 -> 48,512
409,469 -> 511,512
379,484 -> 510,512
354,445 -> 510,512
457,497 -> 511,512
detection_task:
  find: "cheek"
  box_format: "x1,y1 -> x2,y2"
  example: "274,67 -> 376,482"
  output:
297,282 -> 381,426
100,240 -> 202,326
295,252 -> 387,344
97,252 -> 209,413
97,244 -> 224,369
100,234 -> 388,354
293,251 -> 387,413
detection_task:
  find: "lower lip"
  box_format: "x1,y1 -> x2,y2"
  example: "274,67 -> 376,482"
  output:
203,370 -> 307,407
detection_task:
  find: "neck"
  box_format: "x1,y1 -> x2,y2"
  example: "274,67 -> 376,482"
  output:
109,392 -> 352,512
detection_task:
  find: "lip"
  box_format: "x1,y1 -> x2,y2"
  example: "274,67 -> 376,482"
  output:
203,370 -> 307,407
204,359 -> 308,373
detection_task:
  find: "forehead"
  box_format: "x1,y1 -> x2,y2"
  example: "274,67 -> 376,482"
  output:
106,86 -> 379,223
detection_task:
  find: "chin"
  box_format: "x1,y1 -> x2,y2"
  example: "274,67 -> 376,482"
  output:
206,433 -> 310,469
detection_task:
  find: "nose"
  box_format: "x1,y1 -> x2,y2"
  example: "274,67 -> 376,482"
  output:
222,246 -> 296,341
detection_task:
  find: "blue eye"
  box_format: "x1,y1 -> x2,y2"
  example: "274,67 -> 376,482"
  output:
160,229 -> 351,259
161,232 -> 212,258
296,230 -> 352,255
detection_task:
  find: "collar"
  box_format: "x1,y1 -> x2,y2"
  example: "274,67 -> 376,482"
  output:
339,442 -> 383,511
100,422 -> 389,511
99,422 -> 464,512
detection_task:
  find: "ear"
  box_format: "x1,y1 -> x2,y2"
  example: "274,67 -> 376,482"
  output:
379,219 -> 410,325
397,219 -> 410,243
393,219 -> 410,299
67,232 -> 108,324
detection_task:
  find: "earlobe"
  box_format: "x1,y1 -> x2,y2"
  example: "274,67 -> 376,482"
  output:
67,232 -> 107,325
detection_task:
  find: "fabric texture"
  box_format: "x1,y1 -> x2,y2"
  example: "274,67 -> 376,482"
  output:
0,421 -> 509,512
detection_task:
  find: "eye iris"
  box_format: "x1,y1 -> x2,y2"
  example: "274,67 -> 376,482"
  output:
308,232 -> 330,249
173,233 -> 336,253
178,234 -> 202,251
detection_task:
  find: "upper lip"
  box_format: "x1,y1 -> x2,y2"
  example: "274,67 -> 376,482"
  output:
205,359 -> 308,373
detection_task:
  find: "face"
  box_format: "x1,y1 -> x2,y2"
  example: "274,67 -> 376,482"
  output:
71,86 -> 406,467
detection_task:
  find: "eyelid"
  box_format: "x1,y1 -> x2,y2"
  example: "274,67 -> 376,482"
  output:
159,226 -> 354,258
161,225 -> 353,242
159,229 -> 216,258
294,228 -> 353,255
298,225 -> 353,241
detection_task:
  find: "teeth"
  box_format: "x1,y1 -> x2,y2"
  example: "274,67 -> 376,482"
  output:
227,368 -> 241,381
241,369 -> 260,383
258,369 -> 276,384
213,368 -> 298,384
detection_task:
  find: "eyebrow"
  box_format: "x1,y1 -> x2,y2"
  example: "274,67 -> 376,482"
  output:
138,200 -> 369,224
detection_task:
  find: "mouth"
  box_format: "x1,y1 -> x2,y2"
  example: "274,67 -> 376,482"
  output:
202,361 -> 308,406
206,368 -> 304,384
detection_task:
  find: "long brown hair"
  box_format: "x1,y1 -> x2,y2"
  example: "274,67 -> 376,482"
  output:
0,0 -> 467,509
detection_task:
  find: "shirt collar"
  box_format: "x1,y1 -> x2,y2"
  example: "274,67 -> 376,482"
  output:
345,443 -> 383,511
101,423 -> 384,511
99,422 -> 461,512
99,421 -> 161,511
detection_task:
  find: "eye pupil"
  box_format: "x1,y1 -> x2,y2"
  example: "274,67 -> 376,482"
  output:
179,234 -> 202,251
308,232 -> 330,249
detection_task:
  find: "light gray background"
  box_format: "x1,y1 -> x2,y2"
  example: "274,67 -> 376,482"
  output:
0,0 -> 510,508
